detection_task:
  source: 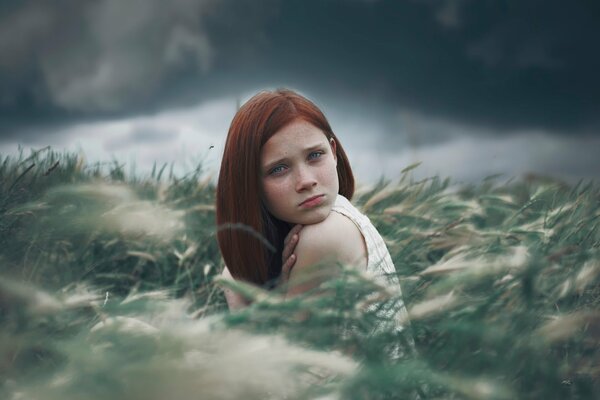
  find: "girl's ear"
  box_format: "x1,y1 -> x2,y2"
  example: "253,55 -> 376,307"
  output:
329,138 -> 337,165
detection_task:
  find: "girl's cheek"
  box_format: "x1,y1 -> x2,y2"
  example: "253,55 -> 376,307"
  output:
323,160 -> 339,183
266,180 -> 290,207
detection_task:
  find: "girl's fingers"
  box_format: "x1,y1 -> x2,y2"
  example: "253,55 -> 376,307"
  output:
284,224 -> 303,246
292,223 -> 303,235
282,233 -> 298,260
283,225 -> 302,260
281,254 -> 296,281
282,224 -> 302,282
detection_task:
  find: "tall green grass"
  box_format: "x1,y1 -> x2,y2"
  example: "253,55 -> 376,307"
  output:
1,148 -> 598,399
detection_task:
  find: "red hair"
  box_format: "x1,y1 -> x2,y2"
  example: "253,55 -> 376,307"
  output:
216,89 -> 354,285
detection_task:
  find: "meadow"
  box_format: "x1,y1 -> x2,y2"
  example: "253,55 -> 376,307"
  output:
1,148 -> 598,399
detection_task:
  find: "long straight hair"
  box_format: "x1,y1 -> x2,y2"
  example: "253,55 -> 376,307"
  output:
216,89 -> 355,286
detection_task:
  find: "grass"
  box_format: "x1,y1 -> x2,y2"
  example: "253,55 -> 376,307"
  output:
0,148 -> 598,399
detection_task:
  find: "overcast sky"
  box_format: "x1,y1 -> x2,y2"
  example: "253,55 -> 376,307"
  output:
1,0 -> 598,185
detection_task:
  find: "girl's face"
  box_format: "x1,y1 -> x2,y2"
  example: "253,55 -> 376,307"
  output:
260,119 -> 339,225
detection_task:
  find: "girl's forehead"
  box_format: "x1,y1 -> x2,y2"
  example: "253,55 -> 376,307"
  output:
263,132 -> 327,159
266,120 -> 327,145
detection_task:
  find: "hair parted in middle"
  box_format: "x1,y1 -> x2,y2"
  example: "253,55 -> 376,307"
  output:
216,89 -> 355,286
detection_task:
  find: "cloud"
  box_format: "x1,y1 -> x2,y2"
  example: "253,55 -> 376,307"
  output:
276,0 -> 600,134
0,0 -> 275,123
0,0 -> 598,142
103,125 -> 180,152
39,0 -> 219,112
432,0 -> 466,29
0,94 -> 235,177
350,130 -> 600,185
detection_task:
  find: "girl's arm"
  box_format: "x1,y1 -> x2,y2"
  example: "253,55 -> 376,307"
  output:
286,212 -> 367,297
221,224 -> 303,310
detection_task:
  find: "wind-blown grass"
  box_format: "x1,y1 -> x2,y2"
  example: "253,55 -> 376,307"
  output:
1,148 -> 598,399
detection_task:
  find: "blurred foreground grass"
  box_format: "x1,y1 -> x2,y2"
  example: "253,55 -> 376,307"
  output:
1,148 -> 599,399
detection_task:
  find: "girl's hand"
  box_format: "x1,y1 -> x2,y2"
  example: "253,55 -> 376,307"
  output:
281,224 -> 303,283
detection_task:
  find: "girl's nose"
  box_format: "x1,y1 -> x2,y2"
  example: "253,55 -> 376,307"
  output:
295,166 -> 317,192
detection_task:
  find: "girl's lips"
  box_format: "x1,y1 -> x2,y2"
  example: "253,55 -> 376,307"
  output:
300,194 -> 325,208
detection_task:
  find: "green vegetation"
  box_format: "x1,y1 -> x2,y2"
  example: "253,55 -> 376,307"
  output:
1,148 -> 598,399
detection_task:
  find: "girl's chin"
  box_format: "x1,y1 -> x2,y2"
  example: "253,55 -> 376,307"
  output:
292,209 -> 331,225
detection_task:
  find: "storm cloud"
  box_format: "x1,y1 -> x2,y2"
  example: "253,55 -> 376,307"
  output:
0,0 -> 276,137
0,0 -> 598,184
1,0 -> 599,138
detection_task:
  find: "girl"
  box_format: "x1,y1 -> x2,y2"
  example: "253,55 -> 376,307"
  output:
216,89 -> 406,315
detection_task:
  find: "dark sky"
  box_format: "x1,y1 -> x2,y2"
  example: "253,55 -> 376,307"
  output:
0,0 -> 599,183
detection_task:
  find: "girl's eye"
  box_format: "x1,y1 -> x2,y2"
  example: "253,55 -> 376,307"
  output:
308,151 -> 323,160
269,165 -> 286,175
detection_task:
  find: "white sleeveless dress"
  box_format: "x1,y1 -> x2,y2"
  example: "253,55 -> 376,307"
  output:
331,194 -> 413,357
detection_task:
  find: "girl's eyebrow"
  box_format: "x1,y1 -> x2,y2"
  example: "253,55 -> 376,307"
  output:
262,143 -> 325,171
263,157 -> 289,173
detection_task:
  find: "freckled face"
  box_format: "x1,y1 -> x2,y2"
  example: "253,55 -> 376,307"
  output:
261,119 -> 339,225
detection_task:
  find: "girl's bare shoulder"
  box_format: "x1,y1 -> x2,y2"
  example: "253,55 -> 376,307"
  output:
294,211 -> 367,269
